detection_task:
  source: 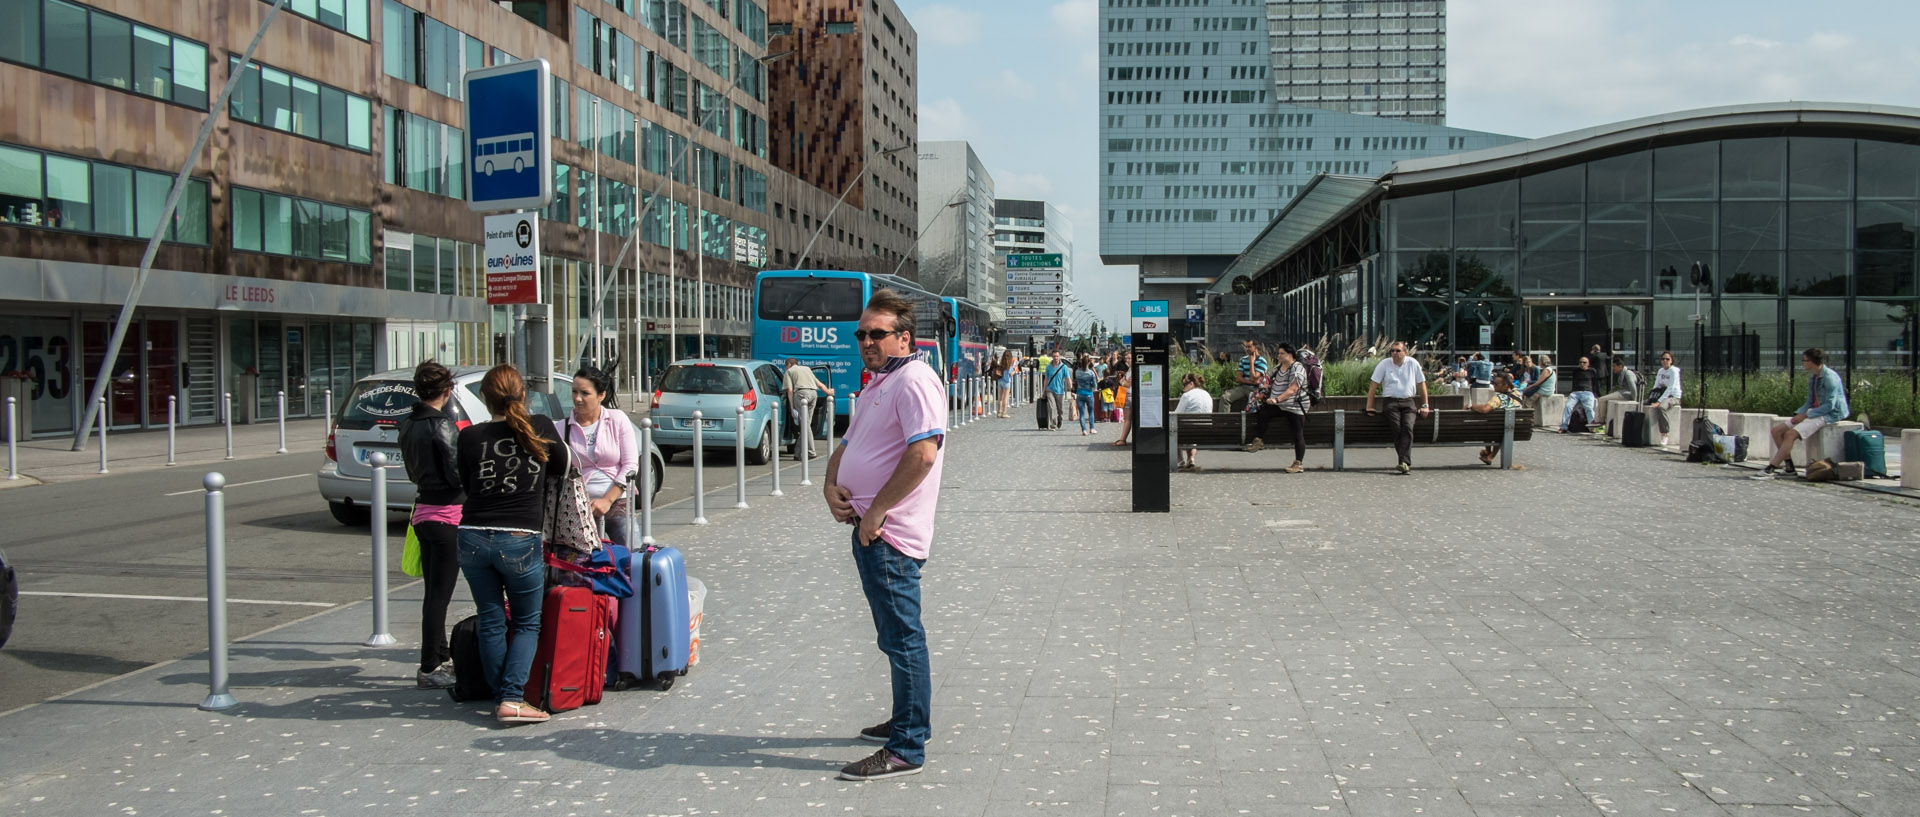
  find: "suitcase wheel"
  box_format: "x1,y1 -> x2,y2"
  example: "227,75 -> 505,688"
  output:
612,672 -> 638,692
655,672 -> 676,691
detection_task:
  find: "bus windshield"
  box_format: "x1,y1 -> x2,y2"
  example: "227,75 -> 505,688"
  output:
759,277 -> 864,322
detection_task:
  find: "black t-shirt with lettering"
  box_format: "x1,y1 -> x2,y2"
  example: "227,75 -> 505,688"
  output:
456,414 -> 570,533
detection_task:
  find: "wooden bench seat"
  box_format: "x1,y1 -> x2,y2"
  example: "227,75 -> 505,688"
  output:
1170,407 -> 1535,470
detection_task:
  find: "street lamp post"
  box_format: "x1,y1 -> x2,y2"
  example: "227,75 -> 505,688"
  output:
794,143 -> 909,271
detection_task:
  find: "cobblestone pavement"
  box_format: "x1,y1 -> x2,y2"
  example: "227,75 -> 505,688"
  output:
3,415 -> 1918,816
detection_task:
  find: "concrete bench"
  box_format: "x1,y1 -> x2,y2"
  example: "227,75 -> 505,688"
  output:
1169,407 -> 1536,470
1905,429 -> 1920,490
1533,394 -> 1568,429
1725,413 -> 1777,461
1814,420 -> 1865,462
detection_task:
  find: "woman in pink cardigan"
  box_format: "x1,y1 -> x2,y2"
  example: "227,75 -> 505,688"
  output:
563,366 -> 640,546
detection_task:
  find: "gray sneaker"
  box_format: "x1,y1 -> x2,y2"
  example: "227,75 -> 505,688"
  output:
858,720 -> 892,743
839,749 -> 922,781
416,662 -> 455,689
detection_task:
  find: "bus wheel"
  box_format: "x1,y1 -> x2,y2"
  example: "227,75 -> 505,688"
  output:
483,161 -> 494,176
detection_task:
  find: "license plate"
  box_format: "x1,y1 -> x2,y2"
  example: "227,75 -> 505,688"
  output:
682,418 -> 720,429
357,447 -> 403,465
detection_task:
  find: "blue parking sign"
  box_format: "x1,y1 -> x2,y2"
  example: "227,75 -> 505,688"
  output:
465,59 -> 554,212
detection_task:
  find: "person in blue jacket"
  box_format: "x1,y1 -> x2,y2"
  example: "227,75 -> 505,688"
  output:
1044,353 -> 1070,431
1753,348 -> 1850,479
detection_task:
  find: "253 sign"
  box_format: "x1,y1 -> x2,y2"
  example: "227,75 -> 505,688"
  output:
0,334 -> 74,400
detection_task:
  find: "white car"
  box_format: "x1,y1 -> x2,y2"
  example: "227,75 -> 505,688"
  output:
317,366 -> 664,525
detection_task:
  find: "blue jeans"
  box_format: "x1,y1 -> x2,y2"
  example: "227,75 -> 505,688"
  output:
1561,391 -> 1596,430
457,528 -> 545,704
851,528 -> 930,765
1076,393 -> 1097,432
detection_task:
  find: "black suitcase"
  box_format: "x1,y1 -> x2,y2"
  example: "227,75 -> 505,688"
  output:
1622,412 -> 1652,448
1035,394 -> 1050,430
448,614 -> 495,703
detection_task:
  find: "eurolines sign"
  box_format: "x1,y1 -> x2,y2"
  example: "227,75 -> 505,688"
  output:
483,212 -> 541,305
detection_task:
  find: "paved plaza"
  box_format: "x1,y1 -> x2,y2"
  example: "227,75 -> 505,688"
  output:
3,415 -> 1919,816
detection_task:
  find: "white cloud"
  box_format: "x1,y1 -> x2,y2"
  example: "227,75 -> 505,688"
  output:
979,69 -> 1037,102
991,170 -> 1053,198
1051,0 -> 1099,77
1450,0 -> 1920,138
918,97 -> 971,141
914,5 -> 982,47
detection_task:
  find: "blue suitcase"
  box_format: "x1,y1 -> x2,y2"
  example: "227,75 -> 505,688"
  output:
1844,429 -> 1887,478
613,545 -> 691,690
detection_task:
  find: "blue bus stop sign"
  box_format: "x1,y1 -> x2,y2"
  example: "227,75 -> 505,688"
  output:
465,58 -> 554,212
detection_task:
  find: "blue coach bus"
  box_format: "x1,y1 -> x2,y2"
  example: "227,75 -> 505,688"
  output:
942,296 -> 993,383
751,270 -> 952,430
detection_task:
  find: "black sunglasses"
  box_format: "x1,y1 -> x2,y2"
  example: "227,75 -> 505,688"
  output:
854,328 -> 904,342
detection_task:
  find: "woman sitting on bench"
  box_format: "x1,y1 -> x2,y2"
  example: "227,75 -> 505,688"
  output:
1473,372 -> 1524,465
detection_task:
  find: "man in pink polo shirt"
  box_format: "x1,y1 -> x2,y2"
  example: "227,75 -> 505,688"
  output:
823,288 -> 945,781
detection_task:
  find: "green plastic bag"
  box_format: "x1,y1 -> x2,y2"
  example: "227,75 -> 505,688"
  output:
401,524 -> 424,577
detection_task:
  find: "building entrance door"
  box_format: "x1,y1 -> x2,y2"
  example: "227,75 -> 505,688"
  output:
144,319 -> 178,426
1520,299 -> 1651,376
285,322 -> 309,418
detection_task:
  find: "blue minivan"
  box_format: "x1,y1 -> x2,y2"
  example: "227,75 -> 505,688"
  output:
649,358 -> 814,464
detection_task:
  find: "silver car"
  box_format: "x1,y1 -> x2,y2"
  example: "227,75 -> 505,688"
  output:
317,366 -> 665,525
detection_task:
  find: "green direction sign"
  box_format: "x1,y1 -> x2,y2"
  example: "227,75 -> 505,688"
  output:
1006,253 -> 1064,269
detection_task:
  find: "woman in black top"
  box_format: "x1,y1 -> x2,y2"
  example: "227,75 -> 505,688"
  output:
455,365 -> 569,724
396,360 -> 464,690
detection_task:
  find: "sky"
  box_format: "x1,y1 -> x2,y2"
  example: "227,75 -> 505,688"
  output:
893,0 -> 1920,332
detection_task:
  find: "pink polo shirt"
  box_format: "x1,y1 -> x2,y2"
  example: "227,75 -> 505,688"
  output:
837,356 -> 946,560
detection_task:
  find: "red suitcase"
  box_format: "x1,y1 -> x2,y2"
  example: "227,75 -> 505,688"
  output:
525,586 -> 612,713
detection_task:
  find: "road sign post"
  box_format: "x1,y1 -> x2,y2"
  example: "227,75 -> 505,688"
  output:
464,59 -> 555,212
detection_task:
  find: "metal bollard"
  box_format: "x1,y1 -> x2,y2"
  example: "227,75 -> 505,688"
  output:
799,397 -> 813,486
639,418 -> 657,545
624,466 -> 638,548
825,397 -> 836,456
733,406 -> 749,510
97,397 -> 108,474
767,400 -> 783,497
166,395 -> 177,466
276,390 -> 288,454
198,472 -> 237,711
5,396 -> 15,481
324,387 -> 333,437
690,410 -> 708,525
363,452 -> 396,647
223,392 -> 234,460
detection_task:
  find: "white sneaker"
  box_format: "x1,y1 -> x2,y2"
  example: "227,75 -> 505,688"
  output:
1659,436 -> 1670,447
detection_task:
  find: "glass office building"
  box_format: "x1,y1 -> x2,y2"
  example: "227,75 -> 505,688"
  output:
1212,103 -> 1920,383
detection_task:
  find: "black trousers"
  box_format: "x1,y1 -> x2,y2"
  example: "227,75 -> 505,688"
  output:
415,520 -> 461,673
1383,397 -> 1417,465
1251,405 -> 1308,460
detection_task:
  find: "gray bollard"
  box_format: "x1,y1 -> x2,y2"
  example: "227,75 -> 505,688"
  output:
97,397 -> 108,474
733,406 -> 749,510
691,410 -> 708,525
799,397 -> 814,486
767,400 -> 783,497
825,396 -> 836,455
276,390 -> 288,454
199,471 -> 237,711
223,392 -> 234,460
166,395 -> 177,466
5,396 -> 15,480
363,452 -> 396,647
624,466 -> 638,548
639,418 -> 656,545
324,387 -> 333,436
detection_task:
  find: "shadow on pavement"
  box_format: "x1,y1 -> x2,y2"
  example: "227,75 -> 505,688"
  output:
475,728 -> 855,774
0,648 -> 150,676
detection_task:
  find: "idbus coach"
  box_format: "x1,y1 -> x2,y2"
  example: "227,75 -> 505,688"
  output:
751,269 -> 953,431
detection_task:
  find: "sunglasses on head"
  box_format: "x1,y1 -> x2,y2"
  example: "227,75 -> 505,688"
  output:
854,328 -> 903,342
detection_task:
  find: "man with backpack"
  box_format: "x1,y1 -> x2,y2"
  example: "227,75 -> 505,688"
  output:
1043,354 -> 1070,431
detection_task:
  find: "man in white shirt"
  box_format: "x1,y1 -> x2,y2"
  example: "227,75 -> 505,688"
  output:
783,358 -> 834,457
1363,342 -> 1431,475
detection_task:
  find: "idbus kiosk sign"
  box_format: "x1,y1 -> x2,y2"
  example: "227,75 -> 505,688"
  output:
484,212 -> 541,305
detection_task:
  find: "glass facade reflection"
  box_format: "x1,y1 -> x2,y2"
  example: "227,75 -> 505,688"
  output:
1380,136 -> 1918,370
1239,125 -> 1920,379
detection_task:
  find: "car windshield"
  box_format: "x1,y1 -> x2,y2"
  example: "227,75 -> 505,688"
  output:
661,364 -> 750,394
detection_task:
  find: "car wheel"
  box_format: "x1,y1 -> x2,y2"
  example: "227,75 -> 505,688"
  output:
0,551 -> 16,650
651,453 -> 666,500
747,422 -> 773,465
329,501 -> 371,527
